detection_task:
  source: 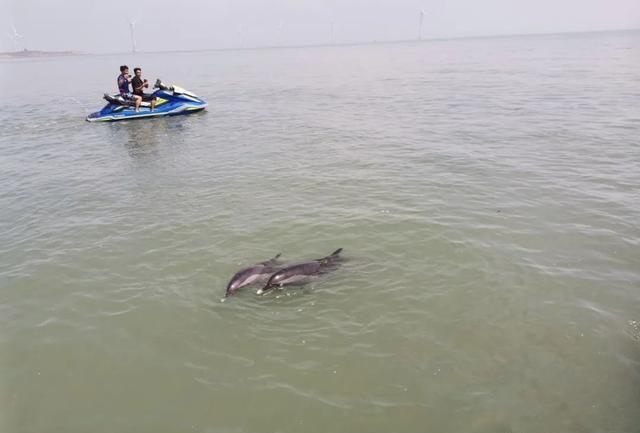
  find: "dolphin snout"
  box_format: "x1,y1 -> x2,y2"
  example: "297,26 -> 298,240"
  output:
256,283 -> 274,295
257,286 -> 271,295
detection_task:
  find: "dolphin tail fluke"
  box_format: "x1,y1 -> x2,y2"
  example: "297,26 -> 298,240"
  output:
272,253 -> 282,260
329,248 -> 343,257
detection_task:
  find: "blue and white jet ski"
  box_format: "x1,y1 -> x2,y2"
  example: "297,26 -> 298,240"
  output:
86,79 -> 207,122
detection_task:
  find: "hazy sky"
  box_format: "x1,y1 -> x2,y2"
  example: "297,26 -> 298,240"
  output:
2,0 -> 639,53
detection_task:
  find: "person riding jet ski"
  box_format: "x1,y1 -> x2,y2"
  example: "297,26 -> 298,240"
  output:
86,72 -> 207,122
131,67 -> 156,111
117,65 -> 142,111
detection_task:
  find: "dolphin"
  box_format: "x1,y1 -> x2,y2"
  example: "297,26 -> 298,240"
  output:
256,248 -> 343,295
225,253 -> 283,297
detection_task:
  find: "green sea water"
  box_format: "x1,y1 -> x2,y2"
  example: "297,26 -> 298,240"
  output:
1,30 -> 640,432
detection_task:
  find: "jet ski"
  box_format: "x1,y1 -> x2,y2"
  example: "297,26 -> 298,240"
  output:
86,79 -> 207,122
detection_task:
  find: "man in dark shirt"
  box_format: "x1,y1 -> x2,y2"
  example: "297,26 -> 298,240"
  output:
117,65 -> 142,111
131,67 -> 156,111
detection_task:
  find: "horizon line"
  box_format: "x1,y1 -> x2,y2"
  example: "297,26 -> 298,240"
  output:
2,26 -> 638,58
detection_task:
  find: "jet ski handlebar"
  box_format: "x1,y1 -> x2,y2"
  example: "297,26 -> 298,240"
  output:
154,79 -> 174,91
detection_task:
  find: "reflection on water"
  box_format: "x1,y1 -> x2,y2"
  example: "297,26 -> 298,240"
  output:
105,116 -> 191,157
117,120 -> 166,158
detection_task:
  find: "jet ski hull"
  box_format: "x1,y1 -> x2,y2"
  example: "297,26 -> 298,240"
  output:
86,87 -> 207,122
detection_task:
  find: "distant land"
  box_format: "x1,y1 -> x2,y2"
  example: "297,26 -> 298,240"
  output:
0,49 -> 85,59
1,27 -> 637,58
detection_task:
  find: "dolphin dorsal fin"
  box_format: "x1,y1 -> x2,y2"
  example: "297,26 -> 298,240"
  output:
319,248 -> 343,263
330,248 -> 343,257
261,252 -> 282,266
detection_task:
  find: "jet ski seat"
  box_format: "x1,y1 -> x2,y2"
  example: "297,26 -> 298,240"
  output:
103,93 -> 152,108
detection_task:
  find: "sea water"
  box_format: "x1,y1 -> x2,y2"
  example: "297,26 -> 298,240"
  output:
1,30 -> 639,432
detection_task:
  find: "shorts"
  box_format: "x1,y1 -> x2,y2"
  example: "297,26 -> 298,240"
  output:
121,92 -> 135,100
138,93 -> 156,102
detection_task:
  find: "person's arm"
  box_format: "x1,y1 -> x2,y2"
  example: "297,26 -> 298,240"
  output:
133,79 -> 144,92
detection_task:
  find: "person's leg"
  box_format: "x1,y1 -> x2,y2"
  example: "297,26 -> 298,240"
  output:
134,95 -> 142,111
151,97 -> 156,111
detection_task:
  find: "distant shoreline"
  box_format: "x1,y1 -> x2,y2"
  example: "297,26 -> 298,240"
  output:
1,27 -> 637,59
133,27 -> 640,56
0,49 -> 86,59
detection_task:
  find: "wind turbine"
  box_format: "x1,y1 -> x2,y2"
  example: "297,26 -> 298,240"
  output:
237,24 -> 245,49
330,20 -> 335,45
129,19 -> 137,53
418,10 -> 425,41
7,25 -> 24,52
277,20 -> 284,47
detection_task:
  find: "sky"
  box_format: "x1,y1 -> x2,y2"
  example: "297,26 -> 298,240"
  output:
2,0 -> 639,53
